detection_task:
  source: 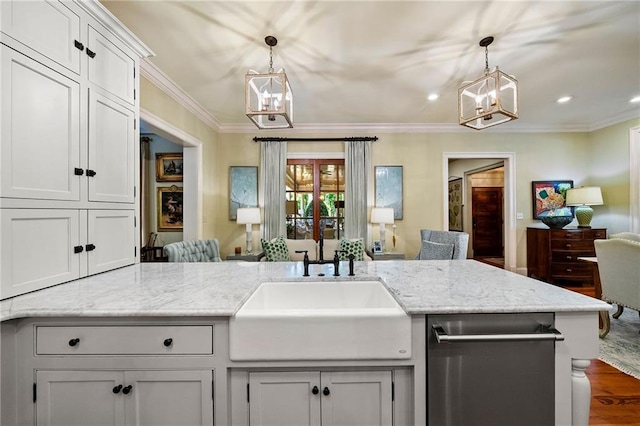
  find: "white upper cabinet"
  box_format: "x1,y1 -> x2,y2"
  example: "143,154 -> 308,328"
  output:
87,210 -> 135,275
87,24 -> 136,105
0,0 -> 82,74
0,45 -> 81,201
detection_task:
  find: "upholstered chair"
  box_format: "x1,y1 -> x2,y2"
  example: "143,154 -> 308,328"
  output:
594,237 -> 640,336
163,239 -> 222,262
415,229 -> 469,260
610,232 -> 640,242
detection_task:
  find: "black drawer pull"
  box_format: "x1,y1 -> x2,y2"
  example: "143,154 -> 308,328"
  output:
163,338 -> 173,347
85,244 -> 96,252
86,48 -> 96,58
112,385 -> 122,394
323,386 -> 330,396
74,40 -> 84,51
74,168 -> 84,176
73,245 -> 83,254
68,338 -> 80,347
312,385 -> 319,395
86,169 -> 96,177
122,385 -> 132,395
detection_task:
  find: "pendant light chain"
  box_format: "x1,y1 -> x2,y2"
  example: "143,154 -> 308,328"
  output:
484,44 -> 490,74
269,45 -> 274,73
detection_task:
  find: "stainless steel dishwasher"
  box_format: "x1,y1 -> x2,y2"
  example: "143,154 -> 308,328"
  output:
427,313 -> 564,426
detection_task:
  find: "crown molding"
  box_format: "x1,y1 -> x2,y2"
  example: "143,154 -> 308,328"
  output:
589,109 -> 640,132
140,59 -> 221,131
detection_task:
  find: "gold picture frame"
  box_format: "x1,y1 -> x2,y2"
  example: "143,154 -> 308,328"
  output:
156,153 -> 183,182
157,185 -> 183,231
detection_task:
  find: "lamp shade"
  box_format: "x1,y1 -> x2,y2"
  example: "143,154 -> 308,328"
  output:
371,208 -> 394,224
236,207 -> 261,224
565,187 -> 603,206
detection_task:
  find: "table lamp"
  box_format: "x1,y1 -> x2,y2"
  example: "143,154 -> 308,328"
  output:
371,207 -> 394,253
565,187 -> 603,228
237,207 -> 261,254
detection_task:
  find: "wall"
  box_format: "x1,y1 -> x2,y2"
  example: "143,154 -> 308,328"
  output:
587,118 -> 640,235
140,77 -> 219,239
143,135 -> 183,245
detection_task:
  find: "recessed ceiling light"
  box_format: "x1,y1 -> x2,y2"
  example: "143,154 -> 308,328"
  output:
557,96 -> 572,103
631,95 -> 640,103
427,93 -> 439,101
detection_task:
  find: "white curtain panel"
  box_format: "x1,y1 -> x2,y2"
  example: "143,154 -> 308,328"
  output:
344,140 -> 371,241
260,141 -> 287,240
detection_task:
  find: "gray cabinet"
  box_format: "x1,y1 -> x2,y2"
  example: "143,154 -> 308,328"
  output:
249,370 -> 393,426
36,370 -> 213,426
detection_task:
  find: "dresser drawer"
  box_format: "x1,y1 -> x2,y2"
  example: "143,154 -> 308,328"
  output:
550,263 -> 593,279
36,325 -> 213,355
584,229 -> 607,240
550,240 -> 595,252
550,230 -> 585,241
551,251 -> 592,262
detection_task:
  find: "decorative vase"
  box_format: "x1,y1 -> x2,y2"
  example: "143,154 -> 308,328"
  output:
541,213 -> 573,229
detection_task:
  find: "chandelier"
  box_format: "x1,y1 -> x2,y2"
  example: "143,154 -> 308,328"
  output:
245,36 -> 293,129
458,36 -> 518,130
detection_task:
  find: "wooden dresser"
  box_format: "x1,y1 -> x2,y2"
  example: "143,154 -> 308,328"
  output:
526,227 -> 607,286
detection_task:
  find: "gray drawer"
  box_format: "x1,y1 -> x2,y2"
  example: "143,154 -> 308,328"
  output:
36,325 -> 213,355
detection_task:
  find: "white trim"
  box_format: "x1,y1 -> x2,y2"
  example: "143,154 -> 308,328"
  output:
140,109 -> 203,240
140,59 -> 221,131
630,126 -> 640,233
443,152 -> 517,272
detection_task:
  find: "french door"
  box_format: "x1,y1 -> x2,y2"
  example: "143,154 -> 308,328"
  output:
286,159 -> 345,241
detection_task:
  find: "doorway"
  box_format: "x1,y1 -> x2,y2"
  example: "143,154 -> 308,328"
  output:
443,153 -> 516,272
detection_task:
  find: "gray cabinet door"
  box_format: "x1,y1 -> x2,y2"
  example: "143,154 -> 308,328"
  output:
124,370 -> 213,426
321,371 -> 393,426
36,370 -> 123,426
249,371 -> 321,426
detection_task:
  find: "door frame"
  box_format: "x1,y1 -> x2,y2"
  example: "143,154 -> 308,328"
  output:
140,109 -> 203,240
443,152 -> 516,272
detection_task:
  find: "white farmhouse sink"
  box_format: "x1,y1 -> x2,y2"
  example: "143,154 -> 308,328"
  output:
228,280 -> 412,361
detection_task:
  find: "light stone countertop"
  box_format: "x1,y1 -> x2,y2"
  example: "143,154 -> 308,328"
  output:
0,260 -> 609,321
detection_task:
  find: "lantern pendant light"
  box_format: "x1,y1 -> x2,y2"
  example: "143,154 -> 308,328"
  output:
458,36 -> 518,130
245,36 -> 293,129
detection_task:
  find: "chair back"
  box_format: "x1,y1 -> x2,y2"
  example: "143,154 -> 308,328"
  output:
416,229 -> 469,260
611,232 -> 640,242
594,238 -> 640,309
163,239 -> 222,262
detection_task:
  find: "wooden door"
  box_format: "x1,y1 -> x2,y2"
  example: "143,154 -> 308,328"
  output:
472,187 -> 503,257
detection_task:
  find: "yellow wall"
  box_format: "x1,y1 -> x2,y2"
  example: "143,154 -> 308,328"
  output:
140,77 -> 219,238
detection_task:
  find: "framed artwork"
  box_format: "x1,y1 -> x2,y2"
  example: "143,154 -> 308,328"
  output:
229,166 -> 258,220
532,180 -> 574,219
372,240 -> 382,253
156,153 -> 183,182
157,185 -> 183,231
375,166 -> 403,220
448,178 -> 463,231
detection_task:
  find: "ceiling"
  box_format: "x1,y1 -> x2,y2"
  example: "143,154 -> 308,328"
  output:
102,0 -> 640,133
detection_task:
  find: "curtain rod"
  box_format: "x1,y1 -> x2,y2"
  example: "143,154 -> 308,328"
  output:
253,136 -> 378,143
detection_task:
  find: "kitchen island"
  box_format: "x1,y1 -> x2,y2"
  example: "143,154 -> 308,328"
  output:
1,260 -> 608,425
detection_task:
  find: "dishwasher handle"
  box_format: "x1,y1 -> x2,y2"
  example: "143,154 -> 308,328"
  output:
432,324 -> 564,343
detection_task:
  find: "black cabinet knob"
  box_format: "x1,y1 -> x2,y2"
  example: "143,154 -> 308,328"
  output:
74,40 -> 84,51
311,386 -> 319,395
112,385 -> 122,394
73,245 -> 84,254
68,338 -> 80,347
163,338 -> 173,347
122,385 -> 133,395
323,386 -> 330,396
86,169 -> 97,177
86,48 -> 96,59
74,168 -> 84,176
85,244 -> 96,252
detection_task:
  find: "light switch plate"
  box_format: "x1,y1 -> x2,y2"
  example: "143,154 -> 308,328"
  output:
516,212 -> 524,220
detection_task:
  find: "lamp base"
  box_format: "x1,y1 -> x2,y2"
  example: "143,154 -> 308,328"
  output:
574,205 -> 594,228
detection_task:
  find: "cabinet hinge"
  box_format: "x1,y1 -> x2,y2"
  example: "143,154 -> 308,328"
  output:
134,186 -> 137,198
33,383 -> 36,403
134,119 -> 137,130
134,215 -> 137,227
212,381 -> 215,401
247,383 -> 250,403
392,382 -> 394,402
134,246 -> 137,257
134,89 -> 136,100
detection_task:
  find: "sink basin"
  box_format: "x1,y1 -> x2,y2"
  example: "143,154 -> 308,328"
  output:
229,280 -> 412,361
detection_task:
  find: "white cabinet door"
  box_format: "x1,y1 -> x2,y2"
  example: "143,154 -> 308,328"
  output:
86,24 -> 135,105
124,370 -> 213,426
87,210 -> 135,275
249,371 -> 321,426
0,209 -> 81,300
0,45 -> 81,201
87,91 -> 135,203
0,0 -> 82,74
36,370 -> 124,426
321,371 -> 393,426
